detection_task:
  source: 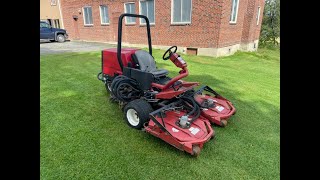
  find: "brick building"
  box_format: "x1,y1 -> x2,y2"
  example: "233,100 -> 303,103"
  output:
41,0 -> 64,28
60,0 -> 264,57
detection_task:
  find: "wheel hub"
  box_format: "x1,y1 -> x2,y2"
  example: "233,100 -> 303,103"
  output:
127,109 -> 139,126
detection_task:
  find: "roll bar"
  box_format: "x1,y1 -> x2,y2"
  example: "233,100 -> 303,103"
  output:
117,13 -> 152,71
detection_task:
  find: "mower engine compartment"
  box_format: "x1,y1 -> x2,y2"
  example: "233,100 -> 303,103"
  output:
102,48 -> 138,76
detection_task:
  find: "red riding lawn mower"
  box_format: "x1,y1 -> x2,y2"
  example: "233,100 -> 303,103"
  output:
98,14 -> 236,156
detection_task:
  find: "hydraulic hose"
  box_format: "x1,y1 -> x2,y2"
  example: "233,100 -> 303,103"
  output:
180,95 -> 201,124
110,75 -> 141,102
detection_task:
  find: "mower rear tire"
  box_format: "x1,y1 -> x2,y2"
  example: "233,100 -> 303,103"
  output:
124,99 -> 153,130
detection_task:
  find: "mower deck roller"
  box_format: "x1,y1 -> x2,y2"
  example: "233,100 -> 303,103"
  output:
97,13 -> 236,156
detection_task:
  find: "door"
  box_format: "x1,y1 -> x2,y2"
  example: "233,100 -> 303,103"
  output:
73,16 -> 80,40
40,22 -> 53,39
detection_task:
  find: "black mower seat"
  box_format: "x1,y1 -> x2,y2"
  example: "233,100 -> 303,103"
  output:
132,50 -> 169,78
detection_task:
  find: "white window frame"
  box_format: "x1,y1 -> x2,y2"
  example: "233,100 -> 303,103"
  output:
171,0 -> 192,25
83,6 -> 93,26
124,2 -> 136,24
51,0 -> 57,6
99,5 -> 110,25
256,6 -> 261,25
139,0 -> 155,25
230,0 -> 240,24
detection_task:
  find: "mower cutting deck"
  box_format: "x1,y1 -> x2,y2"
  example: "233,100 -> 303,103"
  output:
97,13 -> 236,156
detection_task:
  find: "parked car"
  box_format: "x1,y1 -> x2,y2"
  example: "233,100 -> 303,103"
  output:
40,21 -> 68,43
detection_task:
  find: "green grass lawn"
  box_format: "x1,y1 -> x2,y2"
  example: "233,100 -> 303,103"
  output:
40,48 -> 279,180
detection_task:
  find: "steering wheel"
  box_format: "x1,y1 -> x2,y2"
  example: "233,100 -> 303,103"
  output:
162,46 -> 177,60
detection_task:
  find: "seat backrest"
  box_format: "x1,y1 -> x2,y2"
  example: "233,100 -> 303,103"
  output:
132,50 -> 156,72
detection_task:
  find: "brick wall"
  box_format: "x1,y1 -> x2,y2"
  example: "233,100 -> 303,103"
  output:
61,0 -> 264,49
241,0 -> 265,44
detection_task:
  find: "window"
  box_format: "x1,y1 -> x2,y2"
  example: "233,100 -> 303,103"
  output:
171,0 -> 192,24
230,0 -> 239,23
124,3 -> 136,24
51,0 -> 57,6
100,5 -> 110,24
139,0 -> 155,24
256,6 -> 261,25
40,19 -> 50,24
83,6 -> 93,25
40,22 -> 50,28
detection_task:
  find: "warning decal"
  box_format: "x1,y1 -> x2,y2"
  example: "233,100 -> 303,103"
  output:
215,106 -> 225,112
189,127 -> 200,135
172,127 -> 179,132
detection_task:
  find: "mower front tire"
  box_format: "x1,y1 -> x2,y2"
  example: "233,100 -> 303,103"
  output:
124,99 -> 153,130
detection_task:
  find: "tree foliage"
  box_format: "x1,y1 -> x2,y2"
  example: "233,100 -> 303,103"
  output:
260,0 -> 280,46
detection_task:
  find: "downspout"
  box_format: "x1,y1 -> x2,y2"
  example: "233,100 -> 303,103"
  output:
57,0 -> 64,29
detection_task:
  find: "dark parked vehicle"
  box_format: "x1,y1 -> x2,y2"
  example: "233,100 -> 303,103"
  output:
40,21 -> 68,43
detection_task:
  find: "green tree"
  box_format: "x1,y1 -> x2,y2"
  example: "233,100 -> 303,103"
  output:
260,0 -> 280,46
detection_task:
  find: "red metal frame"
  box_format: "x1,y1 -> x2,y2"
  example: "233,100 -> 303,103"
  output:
151,53 -> 190,91
154,82 -> 199,99
101,47 -> 236,156
99,14 -> 237,156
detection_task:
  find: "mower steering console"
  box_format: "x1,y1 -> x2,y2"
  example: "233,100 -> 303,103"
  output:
162,46 -> 187,69
163,46 -> 177,60
152,46 -> 189,90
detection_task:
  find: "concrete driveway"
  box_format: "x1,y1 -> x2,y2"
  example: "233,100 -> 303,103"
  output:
40,40 -> 116,55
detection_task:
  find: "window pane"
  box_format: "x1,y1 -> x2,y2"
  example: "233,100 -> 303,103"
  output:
256,7 -> 260,25
101,6 -> 109,23
84,8 -> 89,24
88,7 -> 93,24
101,6 -> 105,23
140,1 -> 147,23
140,0 -> 154,24
125,4 -> 130,23
84,7 -> 93,24
148,0 -> 155,23
130,4 -> 136,22
230,0 -> 234,21
230,0 -> 233,21
182,0 -> 191,22
40,22 -> 49,28
51,0 -> 56,5
125,4 -> 130,12
125,3 -> 136,23
104,7 -> 107,23
231,0 -> 238,22
173,0 -> 181,22
106,7 -> 109,23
